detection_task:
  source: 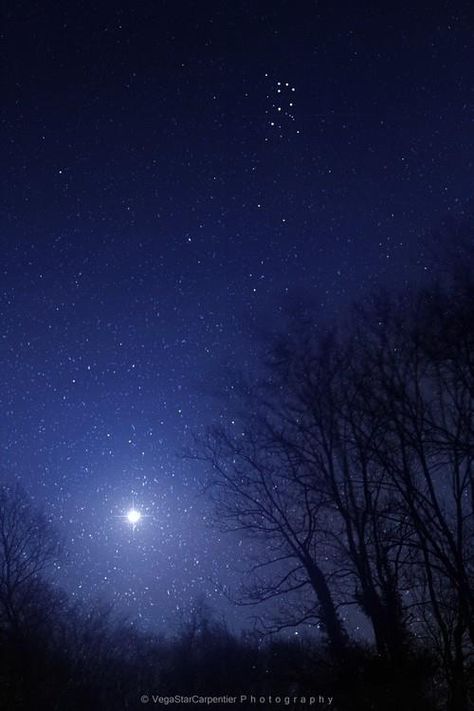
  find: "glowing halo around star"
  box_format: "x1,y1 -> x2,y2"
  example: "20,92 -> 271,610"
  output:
126,508 -> 142,525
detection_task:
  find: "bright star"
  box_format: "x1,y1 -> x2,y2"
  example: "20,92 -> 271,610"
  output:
126,509 -> 141,525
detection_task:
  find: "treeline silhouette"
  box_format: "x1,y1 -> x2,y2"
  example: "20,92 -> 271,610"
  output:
1,263 -> 473,710
0,489 -> 408,711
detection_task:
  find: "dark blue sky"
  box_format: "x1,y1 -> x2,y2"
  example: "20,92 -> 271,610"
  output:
1,0 -> 474,632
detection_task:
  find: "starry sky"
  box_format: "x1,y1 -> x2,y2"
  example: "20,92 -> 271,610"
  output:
2,0 -> 474,631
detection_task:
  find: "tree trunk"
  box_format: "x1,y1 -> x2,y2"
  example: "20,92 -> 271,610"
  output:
304,556 -> 348,657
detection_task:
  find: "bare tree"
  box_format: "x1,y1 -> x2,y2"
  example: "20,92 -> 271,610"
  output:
265,329 -> 413,664
192,265 -> 474,708
0,482 -> 61,638
193,414 -> 349,657
347,281 -> 474,710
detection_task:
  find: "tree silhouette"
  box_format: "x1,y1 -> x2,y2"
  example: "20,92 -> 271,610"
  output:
0,483 -> 61,638
192,268 -> 474,710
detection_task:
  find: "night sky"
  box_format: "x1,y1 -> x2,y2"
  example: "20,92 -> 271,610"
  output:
2,0 -> 474,632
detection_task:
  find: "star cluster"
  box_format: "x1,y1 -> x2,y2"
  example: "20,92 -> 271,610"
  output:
264,76 -> 299,139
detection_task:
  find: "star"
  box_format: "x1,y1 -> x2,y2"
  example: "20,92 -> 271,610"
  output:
126,509 -> 141,525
